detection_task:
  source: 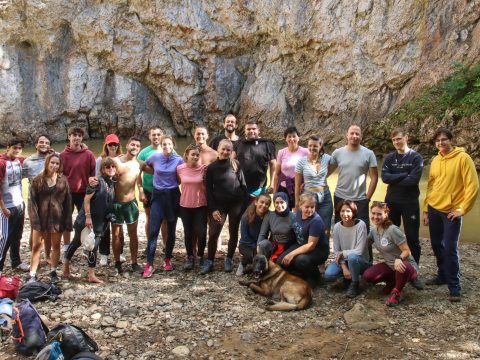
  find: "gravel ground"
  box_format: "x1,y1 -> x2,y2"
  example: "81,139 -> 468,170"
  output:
0,212 -> 479,359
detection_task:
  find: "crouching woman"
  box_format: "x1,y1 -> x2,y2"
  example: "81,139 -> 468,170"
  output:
278,192 -> 329,286
63,157 -> 117,284
237,193 -> 271,275
324,200 -> 371,298
363,202 -> 418,306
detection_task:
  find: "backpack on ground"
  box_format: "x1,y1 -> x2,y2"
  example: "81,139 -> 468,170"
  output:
0,275 -> 22,299
11,299 -> 49,356
47,323 -> 98,360
17,281 -> 62,302
35,341 -> 64,360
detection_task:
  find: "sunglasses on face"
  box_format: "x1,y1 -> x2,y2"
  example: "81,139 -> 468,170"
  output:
107,143 -> 119,147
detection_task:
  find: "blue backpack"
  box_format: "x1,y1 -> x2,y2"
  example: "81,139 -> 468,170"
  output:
35,341 -> 64,360
11,299 -> 49,355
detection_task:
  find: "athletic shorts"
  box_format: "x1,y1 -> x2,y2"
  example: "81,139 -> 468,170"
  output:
113,200 -> 139,225
143,189 -> 152,209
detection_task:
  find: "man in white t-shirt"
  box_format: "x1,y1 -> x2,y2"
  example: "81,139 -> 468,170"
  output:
329,125 -> 378,230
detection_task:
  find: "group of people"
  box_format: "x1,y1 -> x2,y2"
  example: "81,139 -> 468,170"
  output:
0,115 -> 477,306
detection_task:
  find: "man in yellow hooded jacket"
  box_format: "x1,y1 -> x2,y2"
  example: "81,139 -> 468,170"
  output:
423,128 -> 478,302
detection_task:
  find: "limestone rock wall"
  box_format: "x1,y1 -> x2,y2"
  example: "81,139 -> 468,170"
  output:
1,0 -> 479,144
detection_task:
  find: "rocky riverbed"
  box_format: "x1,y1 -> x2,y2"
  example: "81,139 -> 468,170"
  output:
0,213 -> 479,359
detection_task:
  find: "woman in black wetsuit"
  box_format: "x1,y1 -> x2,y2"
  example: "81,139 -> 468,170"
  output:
62,157 -> 117,284
200,139 -> 248,274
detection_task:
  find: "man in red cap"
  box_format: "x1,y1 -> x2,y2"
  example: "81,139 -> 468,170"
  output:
59,127 -> 96,258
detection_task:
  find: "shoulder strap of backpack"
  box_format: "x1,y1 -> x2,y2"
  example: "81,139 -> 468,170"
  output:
11,306 -> 25,342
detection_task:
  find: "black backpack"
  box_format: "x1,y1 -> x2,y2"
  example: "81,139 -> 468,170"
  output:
17,282 -> 62,302
47,324 -> 99,360
71,351 -> 103,360
11,299 -> 49,355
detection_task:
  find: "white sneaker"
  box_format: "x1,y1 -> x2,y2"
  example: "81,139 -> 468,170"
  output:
100,255 -> 108,266
15,262 -> 30,272
119,254 -> 126,263
235,263 -> 244,276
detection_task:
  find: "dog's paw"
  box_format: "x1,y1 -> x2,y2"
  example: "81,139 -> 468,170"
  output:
265,299 -> 275,305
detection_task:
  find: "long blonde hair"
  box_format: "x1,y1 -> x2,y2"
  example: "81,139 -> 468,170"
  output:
218,139 -> 238,172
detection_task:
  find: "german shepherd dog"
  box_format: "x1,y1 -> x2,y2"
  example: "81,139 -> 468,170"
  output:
239,255 -> 312,311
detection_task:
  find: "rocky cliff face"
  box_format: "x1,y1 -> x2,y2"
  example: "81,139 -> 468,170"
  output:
1,0 -> 479,145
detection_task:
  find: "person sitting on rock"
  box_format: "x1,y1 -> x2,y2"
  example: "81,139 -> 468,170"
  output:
63,157 -> 117,284
257,192 -> 295,263
236,193 -> 271,276
363,201 -> 419,307
324,200 -> 371,298
277,192 -> 329,286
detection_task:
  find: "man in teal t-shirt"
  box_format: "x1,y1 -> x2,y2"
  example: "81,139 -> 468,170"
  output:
138,126 -> 167,252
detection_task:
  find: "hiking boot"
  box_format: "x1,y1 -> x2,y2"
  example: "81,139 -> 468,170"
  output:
25,274 -> 38,284
346,281 -> 360,298
15,262 -> 30,272
131,263 -> 143,273
184,256 -> 194,271
163,258 -> 173,271
449,291 -> 461,302
99,255 -> 109,267
386,288 -> 402,307
224,257 -> 233,272
200,259 -> 214,275
197,256 -> 204,267
143,263 -> 154,278
50,271 -> 60,284
411,277 -> 425,290
425,276 -> 446,286
119,254 -> 127,263
114,262 -> 123,276
236,263 -> 244,276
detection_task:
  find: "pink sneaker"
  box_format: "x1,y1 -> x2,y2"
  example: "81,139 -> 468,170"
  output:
143,263 -> 154,278
163,258 -> 173,271
386,288 -> 402,307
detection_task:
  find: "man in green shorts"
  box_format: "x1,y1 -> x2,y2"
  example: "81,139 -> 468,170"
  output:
111,137 -> 143,274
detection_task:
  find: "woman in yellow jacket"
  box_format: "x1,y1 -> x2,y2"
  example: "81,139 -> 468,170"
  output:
423,128 -> 478,302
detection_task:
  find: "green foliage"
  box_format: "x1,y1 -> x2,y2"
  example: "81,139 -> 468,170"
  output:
367,61 -> 480,152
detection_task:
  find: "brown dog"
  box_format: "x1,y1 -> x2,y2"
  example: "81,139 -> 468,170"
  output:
239,255 -> 312,311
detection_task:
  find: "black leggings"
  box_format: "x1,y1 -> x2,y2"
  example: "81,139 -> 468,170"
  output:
98,225 -> 124,256
277,243 -> 329,281
207,202 -> 244,260
180,206 -> 207,258
66,224 -> 105,268
238,243 -> 256,266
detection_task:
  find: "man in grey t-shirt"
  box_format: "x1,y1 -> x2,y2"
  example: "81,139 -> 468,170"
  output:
329,125 -> 378,229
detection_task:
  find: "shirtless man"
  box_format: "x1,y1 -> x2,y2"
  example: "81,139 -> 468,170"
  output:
110,137 -> 143,274
194,126 -> 218,165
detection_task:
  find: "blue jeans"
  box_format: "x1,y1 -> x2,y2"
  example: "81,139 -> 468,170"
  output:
324,254 -> 371,282
315,188 -> 333,231
428,206 -> 462,293
147,188 -> 180,263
